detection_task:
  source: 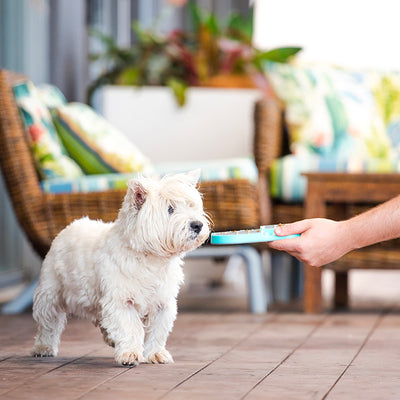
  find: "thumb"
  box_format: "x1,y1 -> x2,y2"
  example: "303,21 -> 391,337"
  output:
274,220 -> 312,236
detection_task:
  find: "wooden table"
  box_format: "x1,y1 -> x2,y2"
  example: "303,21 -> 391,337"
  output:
303,172 -> 400,313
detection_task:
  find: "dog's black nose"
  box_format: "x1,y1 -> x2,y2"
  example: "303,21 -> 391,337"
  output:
190,221 -> 203,234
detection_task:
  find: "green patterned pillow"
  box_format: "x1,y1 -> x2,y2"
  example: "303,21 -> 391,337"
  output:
369,71 -> 400,157
13,81 -> 84,180
53,103 -> 153,175
265,62 -> 391,161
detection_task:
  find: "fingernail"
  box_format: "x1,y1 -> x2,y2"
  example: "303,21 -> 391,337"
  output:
275,226 -> 282,235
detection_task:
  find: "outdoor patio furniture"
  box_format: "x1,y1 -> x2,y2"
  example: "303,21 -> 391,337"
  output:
255,98 -> 400,312
0,69 -> 274,313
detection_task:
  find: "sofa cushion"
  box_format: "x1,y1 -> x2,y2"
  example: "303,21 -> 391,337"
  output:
12,81 -> 84,180
265,62 -> 391,160
41,157 -> 258,193
53,102 -> 153,175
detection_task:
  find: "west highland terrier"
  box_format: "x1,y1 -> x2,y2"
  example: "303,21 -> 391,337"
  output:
31,170 -> 210,366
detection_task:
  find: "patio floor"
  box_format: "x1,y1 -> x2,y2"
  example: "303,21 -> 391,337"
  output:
1,307 -> 400,400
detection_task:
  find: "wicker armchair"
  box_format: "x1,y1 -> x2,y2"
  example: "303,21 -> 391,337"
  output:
0,69 -> 273,313
254,98 -> 400,312
0,69 -> 272,259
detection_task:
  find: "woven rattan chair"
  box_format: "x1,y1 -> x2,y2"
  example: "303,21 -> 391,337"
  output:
0,69 -> 272,313
254,98 -> 400,312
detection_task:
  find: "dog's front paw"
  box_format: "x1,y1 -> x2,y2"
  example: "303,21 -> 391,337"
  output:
115,351 -> 144,367
146,349 -> 174,364
31,344 -> 56,358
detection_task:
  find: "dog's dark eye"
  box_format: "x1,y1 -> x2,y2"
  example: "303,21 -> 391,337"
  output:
168,205 -> 174,215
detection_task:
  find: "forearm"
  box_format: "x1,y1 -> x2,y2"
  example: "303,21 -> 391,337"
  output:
270,194 -> 400,267
342,194 -> 400,250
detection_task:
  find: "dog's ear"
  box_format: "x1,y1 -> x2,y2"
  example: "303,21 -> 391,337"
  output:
184,169 -> 201,187
127,179 -> 147,209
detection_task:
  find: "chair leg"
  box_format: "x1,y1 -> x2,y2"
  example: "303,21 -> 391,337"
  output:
334,271 -> 349,309
187,246 -> 268,313
271,254 -> 303,303
303,264 -> 322,313
290,257 -> 303,300
1,277 -> 38,314
236,246 -> 268,314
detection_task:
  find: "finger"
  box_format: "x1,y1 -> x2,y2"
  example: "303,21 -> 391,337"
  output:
274,220 -> 312,236
268,236 -> 301,252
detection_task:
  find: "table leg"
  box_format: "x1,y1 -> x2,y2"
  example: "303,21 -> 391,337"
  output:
303,183 -> 325,313
334,271 -> 349,308
304,264 -> 322,313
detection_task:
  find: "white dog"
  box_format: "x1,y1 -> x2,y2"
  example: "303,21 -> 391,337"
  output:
31,170 -> 210,366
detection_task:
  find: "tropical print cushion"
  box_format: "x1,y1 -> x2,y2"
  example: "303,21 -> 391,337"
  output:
12,81 -> 84,180
36,83 -> 67,110
41,157 -> 258,193
265,62 -> 400,201
370,71 -> 400,156
265,62 -> 391,160
53,103 -> 153,175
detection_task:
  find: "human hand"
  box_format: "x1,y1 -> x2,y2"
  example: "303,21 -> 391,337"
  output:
268,219 -> 352,267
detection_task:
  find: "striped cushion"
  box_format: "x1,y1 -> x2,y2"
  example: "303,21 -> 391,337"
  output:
41,157 -> 258,194
270,154 -> 400,202
53,103 -> 153,175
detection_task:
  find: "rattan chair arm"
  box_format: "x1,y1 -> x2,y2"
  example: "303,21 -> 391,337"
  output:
253,98 -> 284,176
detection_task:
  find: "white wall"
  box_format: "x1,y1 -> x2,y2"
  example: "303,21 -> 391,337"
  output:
253,0 -> 400,70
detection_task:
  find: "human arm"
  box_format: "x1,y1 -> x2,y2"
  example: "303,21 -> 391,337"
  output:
268,194 -> 400,267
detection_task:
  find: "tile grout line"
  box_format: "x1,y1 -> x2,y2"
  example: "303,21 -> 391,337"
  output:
321,309 -> 388,400
158,313 -> 278,400
241,313 -> 329,400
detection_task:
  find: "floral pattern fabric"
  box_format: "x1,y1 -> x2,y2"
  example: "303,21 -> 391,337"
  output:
36,83 -> 67,110
13,81 -> 84,180
265,61 -> 391,160
265,62 -> 400,201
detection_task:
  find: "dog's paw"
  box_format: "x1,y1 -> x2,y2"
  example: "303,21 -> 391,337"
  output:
115,351 -> 144,367
31,344 -> 56,358
146,349 -> 174,364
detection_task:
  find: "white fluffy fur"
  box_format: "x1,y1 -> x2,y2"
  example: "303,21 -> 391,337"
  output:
31,170 -> 209,366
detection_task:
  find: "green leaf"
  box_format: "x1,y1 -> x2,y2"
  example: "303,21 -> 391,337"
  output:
166,78 -> 188,107
88,53 -> 103,62
257,47 -> 302,63
88,27 -> 118,50
206,13 -> 219,36
226,11 -> 253,42
131,21 -> 161,46
117,67 -> 140,86
188,0 -> 204,32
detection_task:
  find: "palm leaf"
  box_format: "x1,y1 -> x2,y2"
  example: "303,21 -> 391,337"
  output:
256,47 -> 302,63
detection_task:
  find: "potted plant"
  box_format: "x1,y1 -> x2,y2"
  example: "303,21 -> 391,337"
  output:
86,1 -> 301,163
87,0 -> 301,106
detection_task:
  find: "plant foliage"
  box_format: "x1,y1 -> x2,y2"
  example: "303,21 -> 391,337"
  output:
87,1 -> 301,106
